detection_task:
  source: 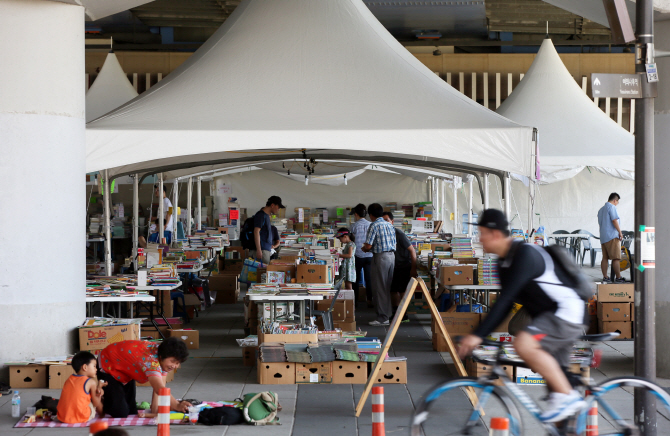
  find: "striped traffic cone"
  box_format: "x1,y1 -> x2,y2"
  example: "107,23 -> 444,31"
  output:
157,387 -> 171,436
372,386 -> 385,436
585,403 -> 598,436
489,417 -> 509,436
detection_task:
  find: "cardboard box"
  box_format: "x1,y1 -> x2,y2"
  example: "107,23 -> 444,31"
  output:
141,326 -> 169,339
597,302 -> 631,322
168,329 -> 200,349
466,359 -> 514,385
258,332 -> 318,344
216,289 -> 240,304
516,367 -> 545,386
48,364 -> 76,389
431,243 -> 451,252
296,362 -> 333,383
315,299 -> 355,322
296,264 -> 329,283
375,361 -> 407,384
9,364 -> 47,389
599,321 -> 633,339
332,361 -> 368,384
480,311 -> 514,333
79,323 -> 141,351
597,284 -> 634,302
432,312 -> 481,335
334,321 -> 357,331
569,363 -> 591,380
208,274 -> 240,292
243,346 -> 258,367
439,265 -> 475,286
266,264 -> 297,283
257,360 -> 295,385
630,302 -> 635,322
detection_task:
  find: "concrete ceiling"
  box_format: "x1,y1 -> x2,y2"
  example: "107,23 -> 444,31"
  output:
86,0 -> 619,50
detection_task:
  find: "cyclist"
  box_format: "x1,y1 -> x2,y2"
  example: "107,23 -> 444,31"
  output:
457,209 -> 587,422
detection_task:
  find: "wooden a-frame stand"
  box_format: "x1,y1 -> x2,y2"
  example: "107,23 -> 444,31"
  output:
354,276 -> 476,417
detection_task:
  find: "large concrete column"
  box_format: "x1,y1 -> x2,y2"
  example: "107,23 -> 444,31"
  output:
654,19 -> 670,377
0,0 -> 85,371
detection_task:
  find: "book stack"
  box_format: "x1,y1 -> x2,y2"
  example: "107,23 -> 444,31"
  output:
451,236 -> 475,258
89,216 -> 101,234
260,343 -> 287,363
308,344 -> 336,362
478,257 -> 500,286
284,344 -> 312,363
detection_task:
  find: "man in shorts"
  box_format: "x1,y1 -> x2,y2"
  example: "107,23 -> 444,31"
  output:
597,193 -> 625,282
383,211 -> 417,323
458,209 -> 587,422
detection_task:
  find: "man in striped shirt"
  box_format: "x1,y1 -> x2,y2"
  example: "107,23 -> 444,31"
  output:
362,203 -> 397,326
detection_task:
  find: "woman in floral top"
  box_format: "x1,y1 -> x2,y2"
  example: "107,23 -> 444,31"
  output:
97,338 -> 190,417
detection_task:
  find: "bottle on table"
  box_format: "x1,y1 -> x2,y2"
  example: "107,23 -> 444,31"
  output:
11,391 -> 20,418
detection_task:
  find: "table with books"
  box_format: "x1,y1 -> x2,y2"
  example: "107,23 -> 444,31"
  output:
247,284 -> 327,325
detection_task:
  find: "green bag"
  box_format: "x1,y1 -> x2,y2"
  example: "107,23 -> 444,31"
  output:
242,391 -> 281,426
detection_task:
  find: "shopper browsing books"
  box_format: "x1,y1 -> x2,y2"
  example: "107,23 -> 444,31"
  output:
251,195 -> 285,264
382,211 -> 417,323
336,228 -> 357,290
349,204 -> 373,306
362,203 -> 396,326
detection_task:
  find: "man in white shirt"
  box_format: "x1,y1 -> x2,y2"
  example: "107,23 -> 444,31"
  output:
153,185 -> 174,245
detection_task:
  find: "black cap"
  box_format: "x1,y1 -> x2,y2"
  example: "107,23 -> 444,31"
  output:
266,195 -> 285,209
349,203 -> 367,217
469,209 -> 509,232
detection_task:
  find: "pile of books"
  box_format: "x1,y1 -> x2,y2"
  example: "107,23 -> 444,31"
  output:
478,257 -> 500,286
451,236 -> 475,258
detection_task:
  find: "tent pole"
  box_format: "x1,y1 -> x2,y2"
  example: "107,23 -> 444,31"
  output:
453,177 -> 459,234
159,173 -> 165,243
468,181 -> 473,236
173,178 -> 178,245
528,181 -> 535,240
483,173 -> 490,209
103,169 -> 112,276
197,176 -> 202,230
132,174 -> 139,271
503,173 -> 512,227
187,177 -> 193,236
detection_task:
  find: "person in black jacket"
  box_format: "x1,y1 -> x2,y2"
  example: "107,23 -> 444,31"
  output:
457,209 -> 587,423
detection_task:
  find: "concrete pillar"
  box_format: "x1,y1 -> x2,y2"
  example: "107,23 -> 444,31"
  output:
654,20 -> 670,377
0,0 -> 85,370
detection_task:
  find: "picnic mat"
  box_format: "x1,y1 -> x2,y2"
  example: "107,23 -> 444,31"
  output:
14,415 -> 186,428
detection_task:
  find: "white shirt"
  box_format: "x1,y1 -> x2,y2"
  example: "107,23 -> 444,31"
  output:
163,197 -> 174,232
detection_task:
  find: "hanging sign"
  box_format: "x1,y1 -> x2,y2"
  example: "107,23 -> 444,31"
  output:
592,74 -> 641,98
298,208 -> 304,223
218,184 -> 232,195
640,226 -> 655,269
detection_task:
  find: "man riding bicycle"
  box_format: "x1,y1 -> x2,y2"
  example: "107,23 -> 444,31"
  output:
457,209 -> 588,422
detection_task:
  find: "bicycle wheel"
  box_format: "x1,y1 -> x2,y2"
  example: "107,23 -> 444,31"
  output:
411,377 -> 523,436
575,376 -> 670,436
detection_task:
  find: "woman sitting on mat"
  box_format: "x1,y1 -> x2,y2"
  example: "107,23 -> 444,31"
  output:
97,337 -> 191,418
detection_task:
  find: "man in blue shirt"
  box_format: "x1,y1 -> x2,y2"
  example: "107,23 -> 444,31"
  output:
597,193 -> 624,282
251,196 -> 285,265
349,204 -> 373,306
362,203 -> 396,326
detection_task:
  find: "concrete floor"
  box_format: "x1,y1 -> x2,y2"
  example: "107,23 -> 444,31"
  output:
0,264 -> 661,435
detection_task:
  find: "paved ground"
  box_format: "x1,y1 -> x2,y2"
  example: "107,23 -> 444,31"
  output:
0,265 -> 660,435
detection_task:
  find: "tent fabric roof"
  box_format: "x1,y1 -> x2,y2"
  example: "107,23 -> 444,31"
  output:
496,38 -> 634,183
86,0 -> 534,179
85,51 -> 138,123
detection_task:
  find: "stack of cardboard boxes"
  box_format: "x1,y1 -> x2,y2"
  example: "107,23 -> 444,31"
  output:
208,246 -> 244,304
596,283 -> 634,339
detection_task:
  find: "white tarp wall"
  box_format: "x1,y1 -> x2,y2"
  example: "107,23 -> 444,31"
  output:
213,170 -> 429,221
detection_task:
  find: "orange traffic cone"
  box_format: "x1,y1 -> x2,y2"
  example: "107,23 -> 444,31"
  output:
157,387 -> 171,436
89,421 -> 108,435
585,403 -> 598,436
489,417 -> 509,436
372,386 -> 385,436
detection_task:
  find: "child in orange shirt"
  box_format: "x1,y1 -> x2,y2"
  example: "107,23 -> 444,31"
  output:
57,351 -> 107,423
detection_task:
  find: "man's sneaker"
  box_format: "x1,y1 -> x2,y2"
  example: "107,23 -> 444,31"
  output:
369,320 -> 390,326
540,390 -> 586,423
614,277 -> 627,283
601,277 -> 612,283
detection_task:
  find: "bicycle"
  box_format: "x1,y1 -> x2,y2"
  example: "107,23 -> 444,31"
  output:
411,333 -> 670,436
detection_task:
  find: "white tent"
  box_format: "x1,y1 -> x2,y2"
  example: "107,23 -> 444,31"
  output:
85,51 -> 138,123
497,38 -> 634,184
86,0 -> 534,181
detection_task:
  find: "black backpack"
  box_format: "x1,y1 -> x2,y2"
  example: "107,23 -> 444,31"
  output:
240,216 -> 258,250
543,244 -> 594,302
198,406 -> 245,425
